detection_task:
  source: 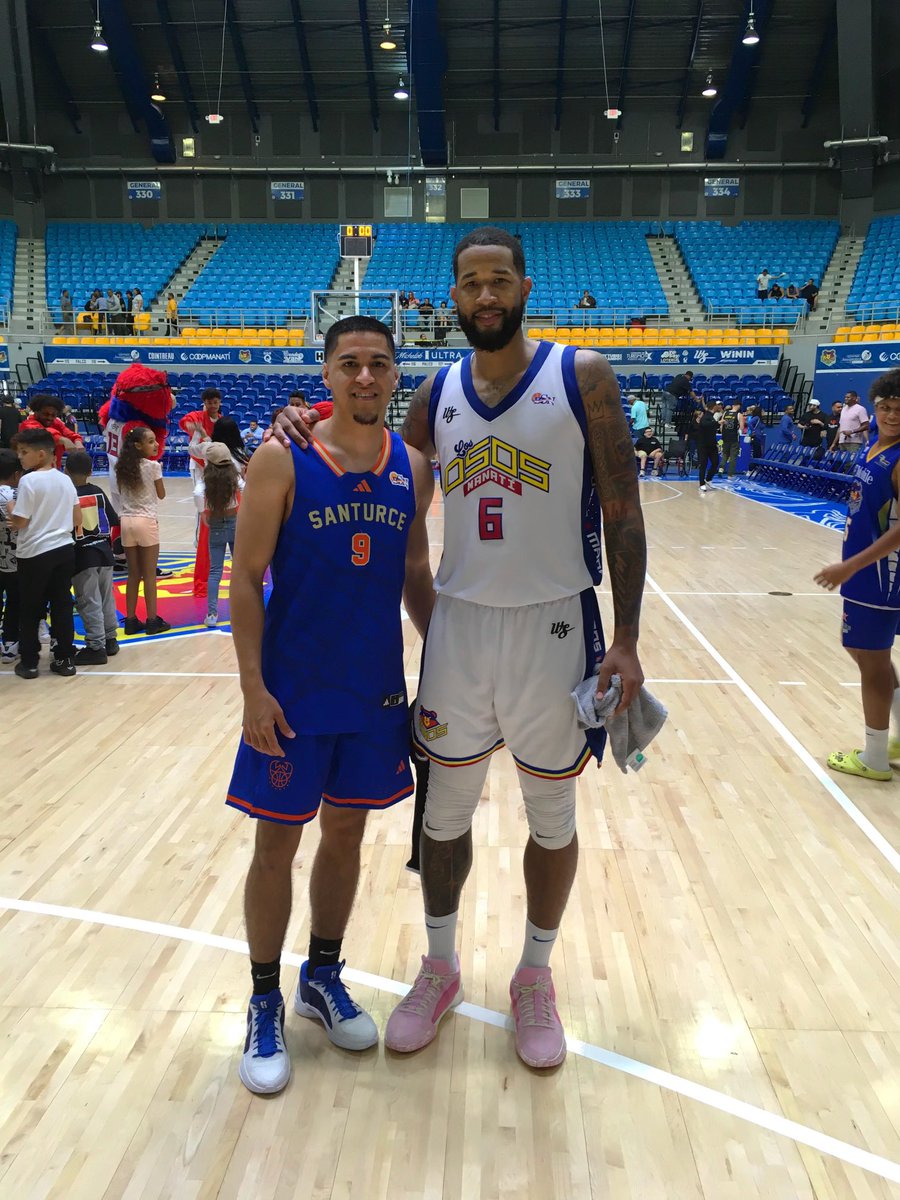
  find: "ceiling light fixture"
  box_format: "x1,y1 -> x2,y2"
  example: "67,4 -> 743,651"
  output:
742,2 -> 760,45
604,108 -> 621,119
702,73 -> 717,98
151,73 -> 166,102
380,23 -> 397,50
206,112 -> 224,124
91,21 -> 108,53
394,77 -> 409,100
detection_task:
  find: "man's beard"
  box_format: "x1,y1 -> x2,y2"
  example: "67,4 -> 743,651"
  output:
457,300 -> 524,352
353,412 -> 380,426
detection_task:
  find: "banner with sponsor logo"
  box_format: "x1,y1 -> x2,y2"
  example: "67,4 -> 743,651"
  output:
0,342 -> 8,373
44,343 -> 781,371
813,340 -> 900,410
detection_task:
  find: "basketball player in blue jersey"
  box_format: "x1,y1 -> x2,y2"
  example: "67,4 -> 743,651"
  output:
815,368 -> 900,781
228,316 -> 434,1094
273,227 -> 647,1070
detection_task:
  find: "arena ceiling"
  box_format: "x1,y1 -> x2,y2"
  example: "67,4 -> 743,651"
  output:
28,1 -> 839,127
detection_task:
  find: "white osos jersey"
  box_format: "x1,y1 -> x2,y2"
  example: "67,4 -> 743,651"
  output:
428,341 -> 603,607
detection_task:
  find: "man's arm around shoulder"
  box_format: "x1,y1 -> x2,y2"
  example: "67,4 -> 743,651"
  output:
399,375 -> 436,457
574,350 -> 646,712
403,445 -> 436,639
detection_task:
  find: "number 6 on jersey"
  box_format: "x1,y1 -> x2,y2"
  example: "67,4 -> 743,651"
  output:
478,497 -> 504,541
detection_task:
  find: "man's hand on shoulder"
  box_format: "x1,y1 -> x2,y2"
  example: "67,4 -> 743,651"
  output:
266,404 -> 320,450
400,375 -> 435,456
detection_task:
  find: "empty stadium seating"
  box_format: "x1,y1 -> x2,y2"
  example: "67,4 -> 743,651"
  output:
363,221 -> 666,322
674,220 -> 839,324
846,215 -> 900,321
180,225 -> 340,325
46,222 -> 204,313
0,219 -> 16,318
528,326 -> 791,347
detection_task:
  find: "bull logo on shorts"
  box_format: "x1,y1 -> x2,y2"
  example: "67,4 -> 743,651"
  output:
269,759 -> 293,790
418,705 -> 449,741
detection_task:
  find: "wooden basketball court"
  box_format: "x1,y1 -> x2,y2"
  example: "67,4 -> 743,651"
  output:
1,474 -> 898,1199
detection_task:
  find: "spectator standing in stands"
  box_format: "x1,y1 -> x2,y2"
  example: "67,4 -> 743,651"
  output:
65,449 -> 120,665
107,289 -> 121,334
20,395 -> 83,469
634,431 -> 664,478
575,290 -> 597,309
398,290 -> 409,309
0,395 -> 24,448
115,427 -> 171,637
825,400 -> 843,445
114,291 -> 127,335
799,278 -> 819,312
629,394 -> 649,440
166,293 -> 179,337
406,291 -> 420,309
814,369 -> 900,781
131,288 -> 144,332
435,301 -> 452,343
661,370 -> 699,431
756,269 -> 784,300
695,408 -> 719,493
0,448 -> 21,663
799,399 -> 826,452
6,427 -> 82,679
96,289 -> 108,333
60,290 -> 74,333
830,390 -> 870,452
778,405 -> 799,444
125,290 -> 135,335
719,401 -> 744,477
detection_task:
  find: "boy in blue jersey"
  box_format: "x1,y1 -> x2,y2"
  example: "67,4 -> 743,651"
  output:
228,316 -> 435,1094
815,369 -> 900,780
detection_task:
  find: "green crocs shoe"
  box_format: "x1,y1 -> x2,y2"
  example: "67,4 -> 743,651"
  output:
827,749 -> 892,782
888,738 -> 900,763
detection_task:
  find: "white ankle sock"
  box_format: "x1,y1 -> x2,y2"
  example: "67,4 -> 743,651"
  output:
424,911 -> 458,963
518,919 -> 559,970
861,726 -> 889,773
891,688 -> 900,737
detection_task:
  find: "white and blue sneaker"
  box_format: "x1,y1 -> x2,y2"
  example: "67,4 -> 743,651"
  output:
294,960 -> 378,1050
239,990 -> 291,1095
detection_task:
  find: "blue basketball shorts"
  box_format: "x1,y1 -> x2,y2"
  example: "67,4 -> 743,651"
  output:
841,598 -> 900,651
226,722 -> 413,826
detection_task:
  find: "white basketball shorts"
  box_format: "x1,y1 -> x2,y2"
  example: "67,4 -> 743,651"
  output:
413,589 -> 605,778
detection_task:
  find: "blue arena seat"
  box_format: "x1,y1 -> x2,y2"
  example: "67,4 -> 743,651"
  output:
846,215 -> 900,321
0,220 -> 16,316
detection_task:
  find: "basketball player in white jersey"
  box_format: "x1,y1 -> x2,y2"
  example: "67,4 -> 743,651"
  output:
271,226 -> 646,1069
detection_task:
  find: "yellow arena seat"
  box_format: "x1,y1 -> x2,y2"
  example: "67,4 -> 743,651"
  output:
527,328 -> 541,339
288,331 -> 305,345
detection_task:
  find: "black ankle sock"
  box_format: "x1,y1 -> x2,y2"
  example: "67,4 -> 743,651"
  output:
308,935 -> 342,975
250,958 -> 281,996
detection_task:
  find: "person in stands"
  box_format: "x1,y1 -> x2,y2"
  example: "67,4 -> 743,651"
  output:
799,400 -> 826,452
829,390 -> 870,452
799,279 -> 819,312
634,431 -> 664,478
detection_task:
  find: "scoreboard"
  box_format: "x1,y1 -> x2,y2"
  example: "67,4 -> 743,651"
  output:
340,224 -> 373,257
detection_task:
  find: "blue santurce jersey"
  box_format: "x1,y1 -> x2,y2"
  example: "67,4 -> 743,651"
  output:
841,436 -> 900,610
261,429 -> 416,732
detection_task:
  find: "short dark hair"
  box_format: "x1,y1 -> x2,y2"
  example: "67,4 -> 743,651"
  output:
31,393 -> 64,414
323,316 -> 395,362
685,371 -> 694,379
16,426 -> 56,454
846,390 -> 860,399
201,387 -> 221,403
65,449 -> 93,477
0,448 -> 19,480
871,369 -> 900,405
452,226 -> 526,280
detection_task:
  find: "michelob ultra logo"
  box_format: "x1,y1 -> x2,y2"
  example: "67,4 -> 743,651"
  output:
443,435 -> 551,497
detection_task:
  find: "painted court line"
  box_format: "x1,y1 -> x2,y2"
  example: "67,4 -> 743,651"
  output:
645,571 -> 900,874
0,895 -> 897,1186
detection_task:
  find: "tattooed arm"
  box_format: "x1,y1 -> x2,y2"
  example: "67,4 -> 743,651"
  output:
576,350 -> 646,712
400,375 -> 436,456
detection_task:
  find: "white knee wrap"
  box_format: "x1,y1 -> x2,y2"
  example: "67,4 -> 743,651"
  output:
421,760 -> 489,842
518,772 -> 577,850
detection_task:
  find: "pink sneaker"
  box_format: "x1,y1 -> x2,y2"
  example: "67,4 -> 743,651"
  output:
385,956 -> 462,1052
509,966 -> 567,1068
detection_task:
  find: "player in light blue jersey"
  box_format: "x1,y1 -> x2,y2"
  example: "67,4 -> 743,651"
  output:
815,369 -> 900,780
228,317 -> 434,1094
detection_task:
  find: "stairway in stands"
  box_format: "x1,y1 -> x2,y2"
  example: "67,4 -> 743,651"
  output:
147,236 -> 222,331
11,237 -> 50,336
808,233 -> 866,337
646,236 -> 705,326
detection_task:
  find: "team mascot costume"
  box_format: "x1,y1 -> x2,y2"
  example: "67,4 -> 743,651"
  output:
100,363 -> 175,556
